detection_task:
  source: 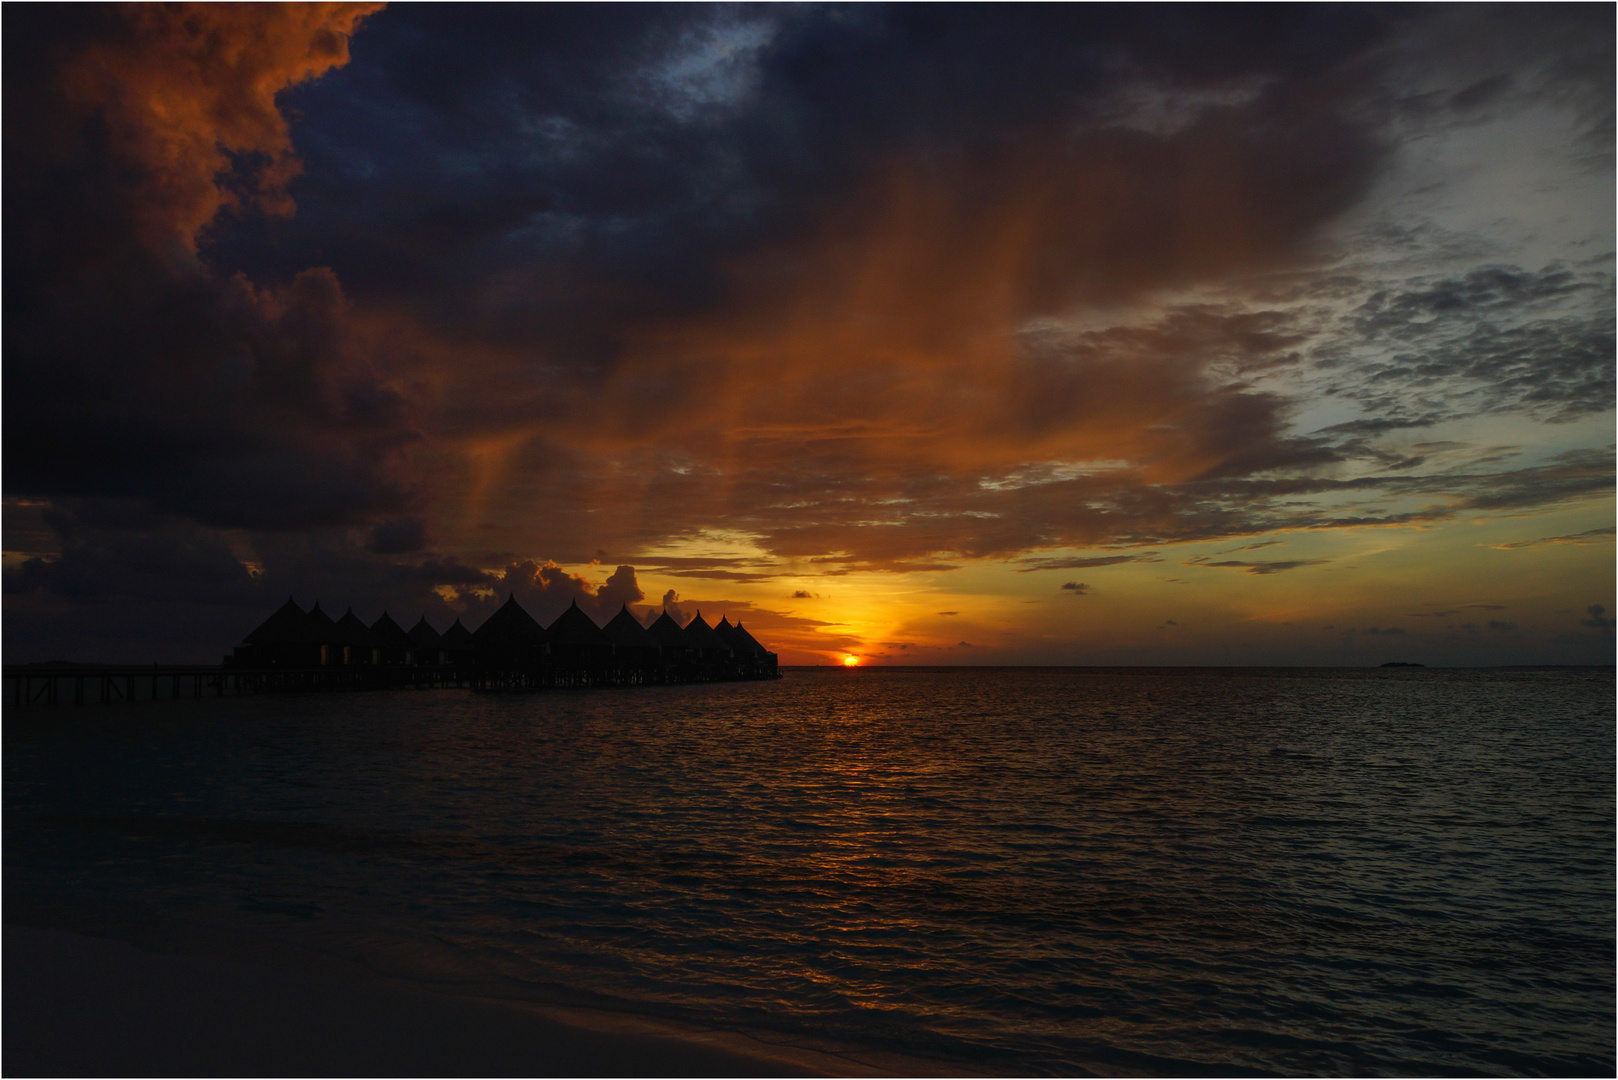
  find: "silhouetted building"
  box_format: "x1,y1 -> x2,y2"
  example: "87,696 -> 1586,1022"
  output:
407,615 -> 447,666
336,608 -> 381,665
602,604 -> 659,673
713,615 -> 743,653
229,595 -> 320,667
546,599 -> 609,668
221,593 -> 776,685
308,602 -> 340,665
370,611 -> 414,665
732,621 -> 769,659
719,617 -> 775,677
682,610 -> 730,657
471,593 -> 546,668
645,609 -> 689,662
441,617 -> 475,665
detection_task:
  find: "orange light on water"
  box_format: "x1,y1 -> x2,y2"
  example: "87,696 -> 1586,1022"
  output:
843,656 -> 859,667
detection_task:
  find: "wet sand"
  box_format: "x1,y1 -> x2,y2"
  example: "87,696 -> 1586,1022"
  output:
4,925 -> 973,1077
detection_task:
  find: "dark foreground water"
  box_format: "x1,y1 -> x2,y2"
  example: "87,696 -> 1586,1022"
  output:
6,667 -> 1613,1076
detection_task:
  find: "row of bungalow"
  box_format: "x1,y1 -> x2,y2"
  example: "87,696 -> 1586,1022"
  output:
226,594 -> 779,686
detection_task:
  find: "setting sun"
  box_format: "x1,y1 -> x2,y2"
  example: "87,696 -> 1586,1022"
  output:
843,656 -> 859,667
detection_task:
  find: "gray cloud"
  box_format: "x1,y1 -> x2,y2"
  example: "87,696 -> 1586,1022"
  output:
1580,604 -> 1613,632
367,518 -> 428,554
1017,553 -> 1160,572
1189,558 -> 1328,576
1489,526 -> 1615,550
1317,263 -> 1615,425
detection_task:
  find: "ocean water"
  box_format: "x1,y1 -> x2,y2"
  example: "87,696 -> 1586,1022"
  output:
5,667 -> 1613,1076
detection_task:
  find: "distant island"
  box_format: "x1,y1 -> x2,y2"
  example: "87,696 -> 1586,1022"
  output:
1379,662 -> 1426,668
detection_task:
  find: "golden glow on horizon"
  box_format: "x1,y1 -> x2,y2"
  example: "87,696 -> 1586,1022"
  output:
565,496 -> 1615,666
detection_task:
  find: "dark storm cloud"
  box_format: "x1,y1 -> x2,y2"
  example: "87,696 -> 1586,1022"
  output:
1,498 -> 496,662
5,4 -> 1611,662
5,502 -> 258,606
211,3 -> 1403,350
6,4 -> 1403,551
3,6 -> 415,535
1394,4 -> 1615,153
366,517 -> 428,554
462,559 -> 646,627
7,10 -> 1419,450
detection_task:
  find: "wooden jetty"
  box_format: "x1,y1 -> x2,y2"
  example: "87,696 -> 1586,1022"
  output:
3,663 -> 460,707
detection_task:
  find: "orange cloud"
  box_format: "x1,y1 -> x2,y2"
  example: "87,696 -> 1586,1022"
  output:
497,138 -> 1342,569
61,2 -> 383,251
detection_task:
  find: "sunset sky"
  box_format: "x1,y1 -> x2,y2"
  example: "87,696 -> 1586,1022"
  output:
4,4 -> 1613,665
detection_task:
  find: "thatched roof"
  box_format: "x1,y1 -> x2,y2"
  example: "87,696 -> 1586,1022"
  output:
370,611 -> 414,650
472,593 -> 546,647
407,616 -> 443,649
716,616 -> 765,657
646,610 -> 688,648
307,601 -> 339,642
601,604 -> 655,648
242,596 -> 312,646
682,610 -> 729,652
547,599 -> 607,645
337,608 -> 381,648
732,621 -> 769,657
441,618 -> 474,648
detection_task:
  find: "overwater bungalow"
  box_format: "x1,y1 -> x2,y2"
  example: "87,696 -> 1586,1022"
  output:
308,602 -> 340,664
441,618 -> 475,665
733,621 -> 769,659
682,610 -> 732,670
222,592 -> 777,689
471,594 -> 546,668
645,609 -> 689,661
407,616 -> 446,666
602,604 -> 659,673
230,596 -> 320,668
370,611 -> 414,665
336,608 -> 381,665
547,599 -> 609,670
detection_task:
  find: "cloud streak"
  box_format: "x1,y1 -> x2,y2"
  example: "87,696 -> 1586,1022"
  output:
3,5 -> 1612,664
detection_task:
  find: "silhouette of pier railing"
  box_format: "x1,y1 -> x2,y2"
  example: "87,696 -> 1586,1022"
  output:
3,663 -> 465,707
4,653 -> 778,707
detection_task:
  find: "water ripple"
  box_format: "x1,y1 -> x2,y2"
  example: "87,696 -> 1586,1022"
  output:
6,667 -> 1613,1075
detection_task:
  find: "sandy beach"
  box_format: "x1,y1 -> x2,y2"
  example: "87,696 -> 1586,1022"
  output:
4,925 -> 971,1077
